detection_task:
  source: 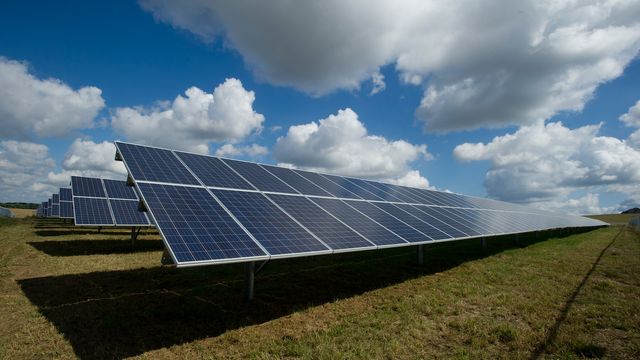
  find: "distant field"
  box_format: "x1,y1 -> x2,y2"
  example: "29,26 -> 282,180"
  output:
8,208 -> 35,218
587,213 -> 640,225
0,217 -> 638,359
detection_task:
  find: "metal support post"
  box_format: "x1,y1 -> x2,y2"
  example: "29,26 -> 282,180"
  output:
416,245 -> 424,265
515,233 -> 520,245
480,237 -> 486,249
97,226 -> 102,233
130,226 -> 137,249
245,261 -> 255,301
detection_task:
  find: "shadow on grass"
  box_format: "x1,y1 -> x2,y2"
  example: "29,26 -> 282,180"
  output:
34,229 -> 146,237
28,239 -> 164,256
18,228 -> 597,359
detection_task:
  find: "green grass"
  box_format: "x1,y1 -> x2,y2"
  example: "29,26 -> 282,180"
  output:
0,217 -> 638,359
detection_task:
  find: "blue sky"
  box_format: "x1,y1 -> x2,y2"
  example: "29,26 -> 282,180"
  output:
1,0 -> 640,214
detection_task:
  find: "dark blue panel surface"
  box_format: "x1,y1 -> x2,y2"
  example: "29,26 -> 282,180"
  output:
48,199 -> 52,206
71,176 -> 106,197
116,142 -> 199,185
213,190 -> 329,255
425,207 -> 484,236
137,183 -> 267,264
372,202 -> 450,240
399,204 -> 469,238
222,159 -> 298,194
293,170 -> 362,199
176,152 -> 255,190
310,197 -> 407,246
73,197 -> 114,225
261,165 -> 332,197
59,201 -> 74,219
267,194 -> 373,250
52,194 -> 60,204
320,174 -> 384,201
109,199 -> 150,225
59,188 -> 72,201
343,200 -> 428,243
51,204 -> 60,217
103,179 -> 138,200
342,178 -> 407,202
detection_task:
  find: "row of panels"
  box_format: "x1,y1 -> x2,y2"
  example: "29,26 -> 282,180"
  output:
116,142 -> 541,215
70,176 -> 152,227
136,183 -> 603,265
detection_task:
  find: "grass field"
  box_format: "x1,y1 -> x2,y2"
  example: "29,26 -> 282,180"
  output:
0,215 -> 638,359
588,213 -> 640,225
7,208 -> 35,218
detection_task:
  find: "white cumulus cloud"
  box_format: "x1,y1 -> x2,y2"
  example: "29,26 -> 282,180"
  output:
620,99 -> 640,127
453,121 -> 640,207
0,57 -> 105,138
140,0 -> 640,131
0,140 -> 57,202
273,108 -> 431,185
111,78 -> 264,153
215,143 -> 268,158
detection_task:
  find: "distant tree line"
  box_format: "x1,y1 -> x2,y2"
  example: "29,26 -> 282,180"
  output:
0,202 -> 39,209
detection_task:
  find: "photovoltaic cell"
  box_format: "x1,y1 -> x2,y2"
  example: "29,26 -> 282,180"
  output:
52,194 -> 60,204
59,188 -> 72,201
59,201 -> 74,219
423,207 -> 483,236
260,164 -> 332,197
115,142 -> 199,185
176,151 -> 255,190
103,179 -> 138,200
309,197 -> 408,247
109,199 -> 150,225
213,190 -> 330,255
137,183 -> 267,264
267,194 -> 374,250
51,204 -> 60,217
73,197 -> 113,225
71,176 -> 106,197
222,159 -> 298,194
343,200 -> 429,243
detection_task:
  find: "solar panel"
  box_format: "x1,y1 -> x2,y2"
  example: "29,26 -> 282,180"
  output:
309,197 -> 408,247
59,201 -> 74,219
137,182 -> 268,264
109,199 -> 150,226
398,204 -> 469,238
212,190 -> 330,256
260,164 -> 332,197
371,202 -> 450,241
103,179 -> 138,200
116,142 -> 200,185
73,197 -> 113,226
52,194 -> 60,204
293,169 -> 362,199
175,151 -> 255,190
59,188 -> 72,201
222,158 -> 298,194
267,194 -> 375,251
71,176 -> 106,197
320,174 -> 385,201
114,141 -> 607,269
51,204 -> 60,217
343,200 -> 430,243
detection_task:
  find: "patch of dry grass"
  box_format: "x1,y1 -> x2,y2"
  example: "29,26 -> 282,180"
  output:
0,217 -> 638,359
7,208 -> 34,218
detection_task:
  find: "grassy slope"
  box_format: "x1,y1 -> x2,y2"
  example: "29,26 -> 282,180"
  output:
0,217 -> 638,359
588,213 -> 640,225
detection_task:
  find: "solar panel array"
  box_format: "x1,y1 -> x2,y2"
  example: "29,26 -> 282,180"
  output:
115,142 -> 607,267
58,188 -> 74,219
50,193 -> 60,218
71,176 -> 151,226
